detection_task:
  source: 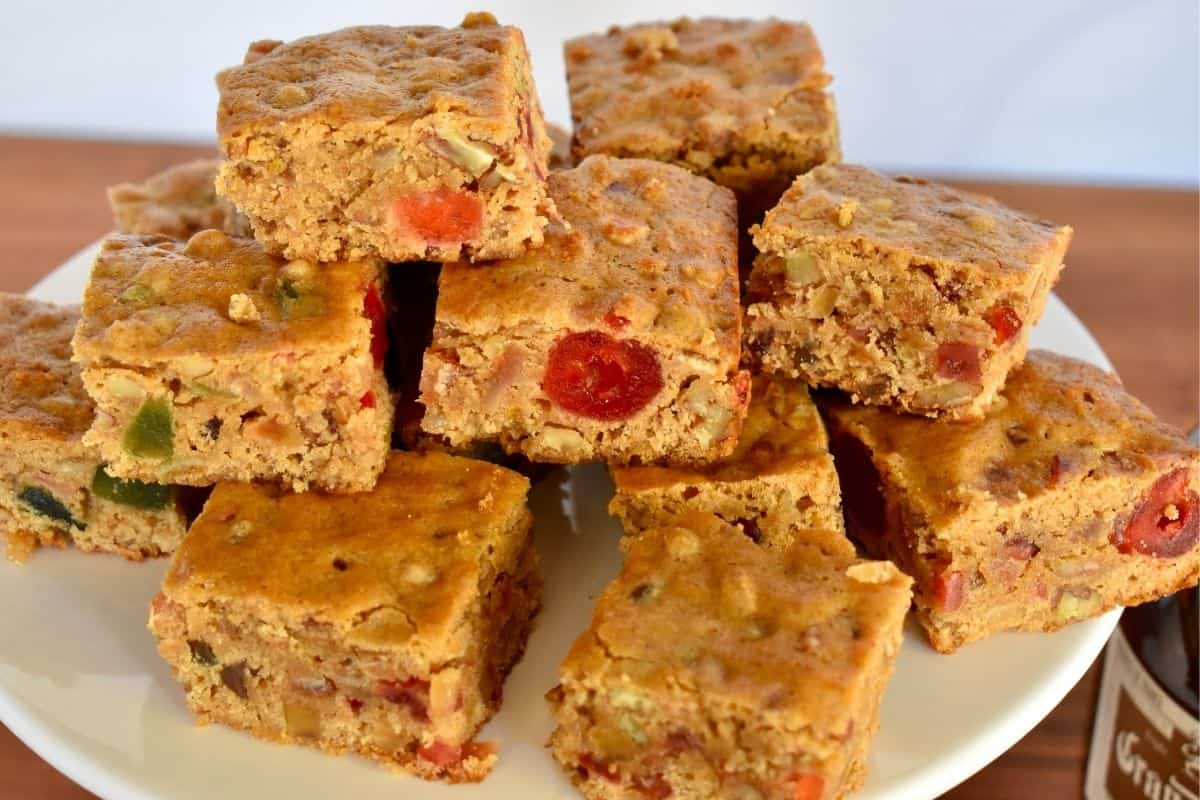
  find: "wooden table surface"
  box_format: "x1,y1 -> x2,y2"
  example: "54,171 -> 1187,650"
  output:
0,136 -> 1196,800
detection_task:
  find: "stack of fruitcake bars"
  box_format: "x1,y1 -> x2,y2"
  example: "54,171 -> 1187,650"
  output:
2,11 -> 1196,800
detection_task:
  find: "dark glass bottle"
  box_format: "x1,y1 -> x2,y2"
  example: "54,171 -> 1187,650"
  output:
1084,587 -> 1199,800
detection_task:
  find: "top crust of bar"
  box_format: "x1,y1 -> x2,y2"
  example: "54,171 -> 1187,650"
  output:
160,451 -> 531,652
755,164 -> 1073,276
434,154 -> 740,356
218,19 -> 531,139
107,159 -> 249,239
565,19 -> 837,168
72,232 -> 381,366
611,375 -> 831,489
561,512 -> 911,728
0,294 -> 90,442
825,350 -> 1200,527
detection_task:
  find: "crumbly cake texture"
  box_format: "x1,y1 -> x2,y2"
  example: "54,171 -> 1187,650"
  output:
746,164 -> 1072,420
72,231 -> 392,493
148,451 -> 540,783
419,155 -> 750,466
548,513 -> 911,800
824,350 -> 1200,653
0,293 -> 186,561
610,375 -> 843,546
547,122 -> 575,171
215,14 -> 557,263
565,18 -> 840,201
108,159 -> 251,239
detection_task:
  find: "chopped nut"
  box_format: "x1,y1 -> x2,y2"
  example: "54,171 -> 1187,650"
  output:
174,356 -> 213,380
865,283 -> 885,307
270,85 -> 310,109
1055,588 -> 1101,622
784,251 -> 821,286
868,197 -> 895,213
968,214 -> 995,233
119,284 -> 154,305
807,285 -> 839,318
280,259 -> 317,282
461,10 -> 498,27
242,415 -> 303,447
609,687 -> 651,710
835,199 -> 859,227
623,26 -> 678,59
846,561 -> 900,584
913,381 -> 975,408
602,217 -> 648,245
184,229 -> 233,259
103,373 -> 146,402
229,520 -> 253,543
537,426 -> 588,456
427,128 -> 496,176
666,530 -> 700,559
283,702 -> 321,739
618,715 -> 648,746
721,570 -> 758,616
227,293 -> 261,323
401,562 -> 437,585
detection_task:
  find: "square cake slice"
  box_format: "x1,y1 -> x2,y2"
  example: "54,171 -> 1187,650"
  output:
216,14 -> 556,263
419,154 -> 750,466
565,18 -> 839,204
824,350 -> 1200,653
0,293 -> 186,561
72,231 -> 391,492
609,374 -> 843,547
746,164 -> 1072,419
548,512 -> 911,800
148,451 -> 541,782
108,158 -> 251,239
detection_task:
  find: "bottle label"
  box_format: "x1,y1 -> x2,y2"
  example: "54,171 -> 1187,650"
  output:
1086,627 -> 1200,800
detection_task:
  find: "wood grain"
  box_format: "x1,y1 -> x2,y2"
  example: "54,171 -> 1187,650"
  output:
0,137 -> 1196,800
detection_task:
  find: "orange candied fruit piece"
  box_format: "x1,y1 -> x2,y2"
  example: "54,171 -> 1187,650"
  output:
392,186 -> 483,245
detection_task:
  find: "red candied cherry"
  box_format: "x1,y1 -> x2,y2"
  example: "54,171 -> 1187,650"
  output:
359,390 -> 377,409
543,331 -> 663,421
417,740 -> 462,768
1111,468 -> 1199,558
362,285 -> 388,368
578,754 -> 621,784
985,303 -> 1022,345
375,677 -> 430,722
787,772 -> 826,800
1003,537 -> 1039,561
934,342 -> 982,383
933,570 -> 965,612
603,310 -> 630,329
392,186 -> 483,244
633,774 -> 673,799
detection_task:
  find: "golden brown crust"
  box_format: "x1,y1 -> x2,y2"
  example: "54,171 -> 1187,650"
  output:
72,232 -> 382,365
434,155 -> 739,355
161,451 -> 531,657
754,164 -> 1073,277
218,22 -> 529,140
0,294 -> 90,441
826,350 -> 1196,528
107,159 -> 250,239
565,18 -> 840,194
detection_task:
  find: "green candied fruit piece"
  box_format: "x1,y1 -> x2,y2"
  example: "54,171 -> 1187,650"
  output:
18,486 -> 85,530
273,277 -> 325,320
123,398 -> 174,460
91,465 -> 173,510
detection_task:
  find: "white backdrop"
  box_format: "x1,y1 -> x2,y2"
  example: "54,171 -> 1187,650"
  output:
2,0 -> 1195,185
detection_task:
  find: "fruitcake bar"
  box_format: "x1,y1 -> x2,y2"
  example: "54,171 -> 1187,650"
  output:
565,18 -> 840,203
108,159 -> 251,239
419,155 -> 750,465
746,164 -> 1072,419
824,350 -> 1200,653
548,512 -> 911,799
72,231 -> 391,492
216,14 -> 556,263
0,294 -> 186,561
149,451 -> 540,782
609,375 -> 843,547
